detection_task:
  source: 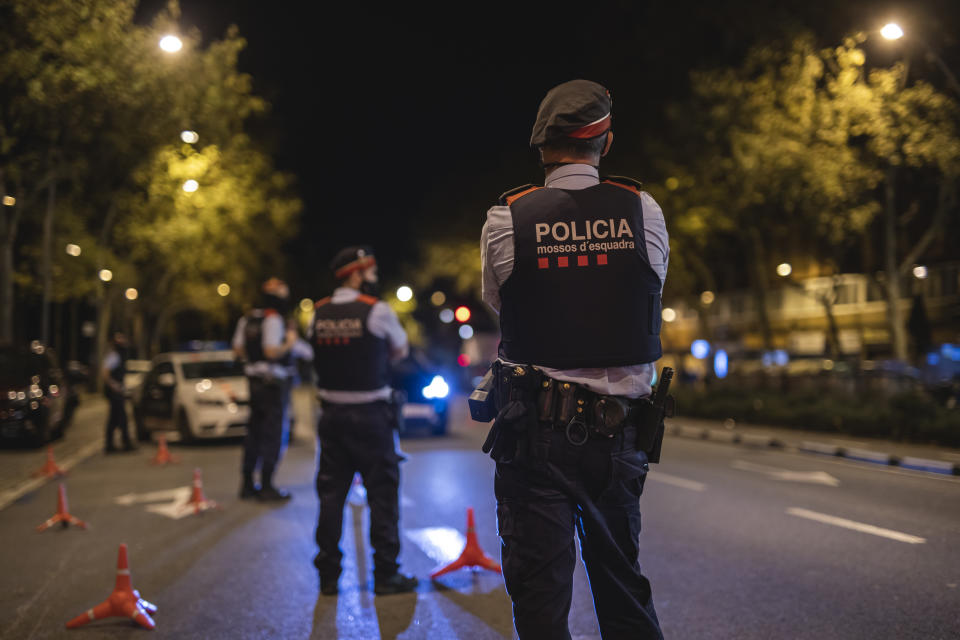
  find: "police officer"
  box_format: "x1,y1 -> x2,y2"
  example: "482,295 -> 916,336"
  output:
232,277 -> 297,502
311,246 -> 417,596
480,79 -> 670,639
102,331 -> 134,453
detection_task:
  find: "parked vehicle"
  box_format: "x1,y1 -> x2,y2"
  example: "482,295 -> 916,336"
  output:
0,343 -> 79,446
132,350 -> 249,442
392,350 -> 452,436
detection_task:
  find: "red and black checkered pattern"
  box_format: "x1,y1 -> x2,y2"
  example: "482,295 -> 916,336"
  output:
537,254 -> 608,269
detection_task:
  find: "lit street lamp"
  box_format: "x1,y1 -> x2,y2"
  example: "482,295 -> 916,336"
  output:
99,269 -> 113,282
182,179 -> 199,193
396,285 -> 413,302
65,244 -> 81,256
159,35 -> 183,53
776,263 -> 793,277
125,288 -> 139,300
180,130 -> 199,144
217,283 -> 230,297
880,23 -> 904,40
2,195 -> 14,206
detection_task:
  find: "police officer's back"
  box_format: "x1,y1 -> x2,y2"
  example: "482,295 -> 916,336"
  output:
310,246 -> 418,596
480,80 -> 670,639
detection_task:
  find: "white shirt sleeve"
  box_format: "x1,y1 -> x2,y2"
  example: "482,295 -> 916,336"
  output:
231,317 -> 247,352
481,204 -> 515,315
261,314 -> 285,348
368,301 -> 409,358
640,192 -> 670,288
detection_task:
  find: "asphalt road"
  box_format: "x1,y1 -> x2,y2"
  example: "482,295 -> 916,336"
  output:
1,392 -> 958,639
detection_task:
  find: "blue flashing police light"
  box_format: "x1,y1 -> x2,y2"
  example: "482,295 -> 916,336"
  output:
691,339 -> 710,360
773,349 -> 789,366
927,352 -> 941,366
714,349 -> 729,379
422,375 -> 450,400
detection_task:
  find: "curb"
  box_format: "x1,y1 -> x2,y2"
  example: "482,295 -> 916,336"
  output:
667,424 -> 960,476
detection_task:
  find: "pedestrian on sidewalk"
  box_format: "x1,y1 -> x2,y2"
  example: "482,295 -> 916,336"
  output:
232,277 -> 297,502
480,79 -> 670,639
310,246 -> 417,596
102,331 -> 134,453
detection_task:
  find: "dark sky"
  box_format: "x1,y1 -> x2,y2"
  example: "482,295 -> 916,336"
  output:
136,0 -> 960,294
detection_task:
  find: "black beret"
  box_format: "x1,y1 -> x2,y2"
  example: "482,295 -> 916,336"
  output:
330,246 -> 376,280
530,79 -> 612,147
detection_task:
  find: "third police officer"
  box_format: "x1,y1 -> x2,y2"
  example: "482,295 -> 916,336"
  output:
480,79 -> 670,639
311,246 -> 418,596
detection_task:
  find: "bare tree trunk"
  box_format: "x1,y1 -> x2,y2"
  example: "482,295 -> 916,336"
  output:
41,173 -> 56,344
883,168 -> 908,361
92,290 -> 114,393
749,227 -> 774,350
0,171 -> 21,344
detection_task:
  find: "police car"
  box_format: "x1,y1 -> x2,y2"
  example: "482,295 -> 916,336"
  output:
132,350 -> 249,442
392,350 -> 451,436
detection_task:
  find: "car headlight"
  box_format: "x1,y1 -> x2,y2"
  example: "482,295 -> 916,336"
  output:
422,375 -> 449,400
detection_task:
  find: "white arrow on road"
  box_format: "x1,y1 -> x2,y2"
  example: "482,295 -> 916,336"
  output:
114,486 -> 193,519
731,460 -> 841,487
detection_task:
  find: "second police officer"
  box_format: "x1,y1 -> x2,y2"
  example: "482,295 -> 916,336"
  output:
231,277 -> 297,502
480,80 -> 670,639
310,246 -> 418,596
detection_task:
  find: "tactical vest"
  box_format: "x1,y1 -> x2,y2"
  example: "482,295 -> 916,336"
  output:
243,309 -> 281,364
312,295 -> 390,392
497,177 -> 663,369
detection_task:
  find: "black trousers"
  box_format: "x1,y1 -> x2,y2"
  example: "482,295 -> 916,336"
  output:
104,390 -> 131,449
314,401 -> 402,580
243,377 -> 286,482
495,425 -> 663,640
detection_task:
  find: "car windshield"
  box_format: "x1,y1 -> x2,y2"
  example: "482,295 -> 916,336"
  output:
0,350 -> 43,386
180,360 -> 243,380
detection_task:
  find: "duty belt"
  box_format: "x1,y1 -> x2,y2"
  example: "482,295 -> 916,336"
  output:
494,362 -> 653,447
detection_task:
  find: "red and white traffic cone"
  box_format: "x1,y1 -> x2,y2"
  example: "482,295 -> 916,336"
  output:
183,468 -> 219,515
65,543 -> 158,630
36,483 -> 87,532
32,446 -> 66,478
149,434 -> 180,466
430,507 -> 502,578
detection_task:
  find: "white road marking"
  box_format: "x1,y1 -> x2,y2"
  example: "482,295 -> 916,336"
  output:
786,508 -> 926,544
114,486 -> 194,520
405,527 -> 467,565
0,440 -> 103,511
646,472 -> 706,492
731,460 -> 840,487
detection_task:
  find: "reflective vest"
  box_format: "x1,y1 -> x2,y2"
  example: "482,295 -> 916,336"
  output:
497,177 -> 663,368
243,309 -> 283,365
311,295 -> 390,391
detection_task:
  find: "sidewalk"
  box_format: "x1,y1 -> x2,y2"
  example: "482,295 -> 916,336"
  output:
665,416 -> 960,476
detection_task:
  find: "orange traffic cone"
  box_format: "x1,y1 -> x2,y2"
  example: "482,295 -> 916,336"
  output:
36,483 -> 87,532
65,543 -> 158,630
149,435 -> 180,465
430,507 -> 502,578
32,446 -> 66,478
183,468 -> 219,515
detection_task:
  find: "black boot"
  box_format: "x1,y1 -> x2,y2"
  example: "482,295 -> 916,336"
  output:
374,572 -> 418,595
257,484 -> 292,502
239,473 -> 260,499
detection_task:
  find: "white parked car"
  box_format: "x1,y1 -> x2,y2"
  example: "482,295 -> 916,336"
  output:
132,351 -> 249,442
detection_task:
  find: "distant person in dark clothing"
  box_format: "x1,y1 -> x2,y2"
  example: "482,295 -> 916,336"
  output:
102,332 -> 134,453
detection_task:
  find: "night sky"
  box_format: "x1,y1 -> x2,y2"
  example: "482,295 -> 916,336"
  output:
135,0 -> 960,296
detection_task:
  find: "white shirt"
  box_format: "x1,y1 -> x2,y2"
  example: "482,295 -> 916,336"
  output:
480,164 -> 670,399
314,287 -> 409,404
231,312 -> 289,379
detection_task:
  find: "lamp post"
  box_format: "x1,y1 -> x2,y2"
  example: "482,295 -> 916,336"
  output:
880,22 -> 960,97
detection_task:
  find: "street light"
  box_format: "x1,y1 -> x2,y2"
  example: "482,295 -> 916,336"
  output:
396,285 -> 413,302
776,263 -> 793,277
2,195 -> 14,206
99,269 -> 113,282
881,23 -> 904,40
159,35 -> 183,53
125,288 -> 138,300
180,130 -> 199,144
182,179 -> 199,193
661,307 -> 677,322
700,290 -> 715,305
65,244 -> 81,257
912,265 -> 929,279
217,283 -> 230,297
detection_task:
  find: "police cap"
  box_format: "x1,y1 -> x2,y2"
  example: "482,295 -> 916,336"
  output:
530,79 -> 612,147
330,246 -> 377,281
261,277 -> 289,299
